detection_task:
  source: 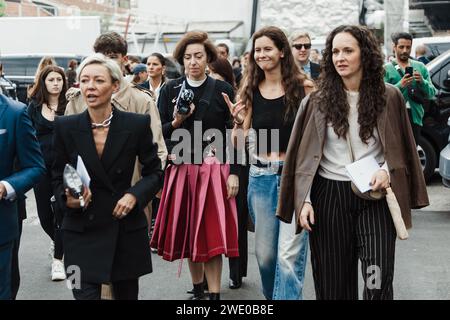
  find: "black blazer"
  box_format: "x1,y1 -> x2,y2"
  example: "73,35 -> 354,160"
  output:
310,61 -> 320,80
51,108 -> 163,283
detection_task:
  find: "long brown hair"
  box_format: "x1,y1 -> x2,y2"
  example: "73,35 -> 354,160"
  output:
238,26 -> 307,122
313,25 -> 386,143
29,65 -> 67,115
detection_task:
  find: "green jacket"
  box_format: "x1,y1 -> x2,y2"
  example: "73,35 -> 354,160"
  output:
384,59 -> 436,126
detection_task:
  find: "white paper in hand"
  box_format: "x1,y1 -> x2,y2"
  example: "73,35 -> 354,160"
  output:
77,155 -> 91,188
345,156 -> 380,193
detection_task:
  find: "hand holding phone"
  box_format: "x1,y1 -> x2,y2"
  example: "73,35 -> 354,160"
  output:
405,66 -> 414,77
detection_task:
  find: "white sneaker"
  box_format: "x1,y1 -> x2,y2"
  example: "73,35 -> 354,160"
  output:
51,259 -> 66,281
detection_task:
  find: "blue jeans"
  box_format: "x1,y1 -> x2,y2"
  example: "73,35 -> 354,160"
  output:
247,164 -> 309,300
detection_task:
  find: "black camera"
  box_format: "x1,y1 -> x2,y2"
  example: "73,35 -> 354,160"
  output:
176,81 -> 194,115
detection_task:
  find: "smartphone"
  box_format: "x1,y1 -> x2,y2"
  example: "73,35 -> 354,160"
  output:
405,66 -> 414,77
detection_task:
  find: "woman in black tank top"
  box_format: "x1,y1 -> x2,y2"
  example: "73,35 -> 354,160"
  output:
223,26 -> 315,300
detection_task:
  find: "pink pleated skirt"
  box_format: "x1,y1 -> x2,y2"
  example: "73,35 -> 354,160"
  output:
150,157 -> 239,263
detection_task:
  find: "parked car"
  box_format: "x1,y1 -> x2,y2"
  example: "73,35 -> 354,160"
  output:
419,50 -> 450,182
411,36 -> 450,62
1,54 -> 84,104
0,75 -> 18,100
439,116 -> 450,188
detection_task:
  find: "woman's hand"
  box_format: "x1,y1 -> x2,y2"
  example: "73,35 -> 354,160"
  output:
112,193 -> 137,219
370,169 -> 390,191
298,202 -> 315,232
222,93 -> 247,126
172,103 -> 195,128
65,186 -> 92,209
226,174 -> 239,199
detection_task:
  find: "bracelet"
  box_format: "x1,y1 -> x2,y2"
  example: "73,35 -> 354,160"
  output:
233,119 -> 244,126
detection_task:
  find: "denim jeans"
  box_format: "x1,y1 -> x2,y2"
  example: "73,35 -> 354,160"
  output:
247,164 -> 309,300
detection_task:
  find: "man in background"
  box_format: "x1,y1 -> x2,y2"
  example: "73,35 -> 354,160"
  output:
290,31 -> 320,80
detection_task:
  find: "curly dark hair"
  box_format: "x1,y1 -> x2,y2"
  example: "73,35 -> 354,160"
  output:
238,26 -> 307,123
313,25 -> 386,144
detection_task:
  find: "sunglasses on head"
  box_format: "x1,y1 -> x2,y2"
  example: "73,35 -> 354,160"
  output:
292,43 -> 312,50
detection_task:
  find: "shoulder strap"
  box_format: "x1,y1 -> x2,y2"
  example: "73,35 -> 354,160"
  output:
199,77 -> 216,106
346,132 -> 355,162
391,61 -> 404,78
194,77 -> 216,121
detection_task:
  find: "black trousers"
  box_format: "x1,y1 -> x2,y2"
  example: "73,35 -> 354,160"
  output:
72,279 -> 139,300
229,165 -> 249,282
11,217 -> 23,300
407,109 -> 422,146
33,172 -> 64,259
310,175 -> 396,300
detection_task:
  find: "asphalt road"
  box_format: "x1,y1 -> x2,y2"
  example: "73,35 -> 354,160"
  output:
16,174 -> 450,300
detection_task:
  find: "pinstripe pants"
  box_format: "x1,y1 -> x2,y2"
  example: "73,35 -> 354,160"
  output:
310,175 -> 396,300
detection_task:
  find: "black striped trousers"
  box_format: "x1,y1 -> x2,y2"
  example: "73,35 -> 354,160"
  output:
309,175 -> 396,300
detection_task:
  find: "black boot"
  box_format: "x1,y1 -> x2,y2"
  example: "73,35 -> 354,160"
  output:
209,292 -> 220,300
188,283 -> 205,300
187,278 -> 208,294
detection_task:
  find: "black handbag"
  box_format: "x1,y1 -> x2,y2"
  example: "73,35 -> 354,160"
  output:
407,85 -> 426,104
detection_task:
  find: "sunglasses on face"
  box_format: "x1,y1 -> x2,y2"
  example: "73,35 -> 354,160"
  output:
292,43 -> 312,50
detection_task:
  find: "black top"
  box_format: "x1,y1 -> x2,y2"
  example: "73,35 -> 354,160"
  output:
252,87 -> 305,154
158,76 -> 240,174
27,100 -> 57,169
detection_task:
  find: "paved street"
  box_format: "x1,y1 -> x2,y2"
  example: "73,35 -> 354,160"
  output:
16,174 -> 450,300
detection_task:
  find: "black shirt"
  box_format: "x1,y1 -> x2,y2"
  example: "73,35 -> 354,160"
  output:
27,100 -> 57,169
158,76 -> 240,174
252,87 -> 305,154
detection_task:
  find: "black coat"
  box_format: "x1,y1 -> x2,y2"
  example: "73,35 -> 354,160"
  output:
51,108 -> 163,283
310,61 -> 320,80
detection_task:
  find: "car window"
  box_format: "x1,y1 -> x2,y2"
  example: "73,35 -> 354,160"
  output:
428,43 -> 450,60
438,61 -> 450,90
1,58 -> 41,77
1,57 -> 82,78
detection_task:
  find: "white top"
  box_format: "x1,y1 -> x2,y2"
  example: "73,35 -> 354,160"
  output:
318,90 -> 385,181
304,90 -> 388,202
186,76 -> 207,87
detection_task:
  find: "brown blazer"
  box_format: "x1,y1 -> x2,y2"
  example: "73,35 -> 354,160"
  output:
277,84 -> 429,233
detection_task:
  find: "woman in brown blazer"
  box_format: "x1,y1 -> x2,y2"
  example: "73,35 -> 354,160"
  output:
277,25 -> 429,300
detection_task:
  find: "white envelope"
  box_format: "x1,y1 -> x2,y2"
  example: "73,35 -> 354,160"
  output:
77,155 -> 91,188
345,156 -> 380,193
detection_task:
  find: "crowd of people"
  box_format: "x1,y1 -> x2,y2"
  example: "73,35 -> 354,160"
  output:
0,25 -> 433,300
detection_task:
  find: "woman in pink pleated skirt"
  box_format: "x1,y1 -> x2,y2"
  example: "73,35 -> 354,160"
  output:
150,31 -> 241,300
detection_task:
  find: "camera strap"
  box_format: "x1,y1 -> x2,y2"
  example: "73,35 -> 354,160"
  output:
194,76 -> 216,121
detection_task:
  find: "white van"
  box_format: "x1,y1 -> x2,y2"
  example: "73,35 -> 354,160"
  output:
411,36 -> 450,60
